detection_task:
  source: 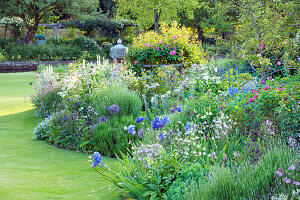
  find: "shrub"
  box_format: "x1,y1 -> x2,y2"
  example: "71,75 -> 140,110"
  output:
34,34 -> 46,40
72,36 -> 102,57
92,82 -> 142,118
3,42 -> 83,61
93,116 -> 142,157
127,22 -> 206,73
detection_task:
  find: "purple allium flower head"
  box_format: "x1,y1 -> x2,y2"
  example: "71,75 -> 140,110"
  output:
90,152 -> 104,167
276,168 -> 283,176
108,104 -> 120,114
137,129 -> 143,138
97,116 -> 108,123
136,117 -> 145,123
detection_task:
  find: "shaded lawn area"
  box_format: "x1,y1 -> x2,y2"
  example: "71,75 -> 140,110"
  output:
0,72 -> 119,200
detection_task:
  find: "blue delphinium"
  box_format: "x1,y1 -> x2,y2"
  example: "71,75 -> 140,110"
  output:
228,87 -> 239,97
151,115 -> 171,130
108,104 -> 120,114
136,117 -> 145,123
90,152 -> 104,167
128,125 -> 136,135
152,116 -> 162,130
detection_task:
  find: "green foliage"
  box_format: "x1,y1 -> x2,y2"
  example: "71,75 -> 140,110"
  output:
30,86 -> 63,118
232,0 -> 300,77
169,146 -> 298,200
92,82 -> 142,118
63,17 -> 134,37
115,0 -> 198,32
2,42 -> 83,61
93,116 -> 141,157
34,34 -> 46,40
165,163 -> 208,200
93,150 -> 180,199
72,36 -> 102,57
127,22 -> 206,73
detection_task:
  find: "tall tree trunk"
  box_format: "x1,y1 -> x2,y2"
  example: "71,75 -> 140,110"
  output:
154,12 -> 159,33
197,26 -> 205,44
25,15 -> 40,44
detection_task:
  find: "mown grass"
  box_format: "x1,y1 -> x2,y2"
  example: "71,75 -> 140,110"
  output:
0,72 -> 120,200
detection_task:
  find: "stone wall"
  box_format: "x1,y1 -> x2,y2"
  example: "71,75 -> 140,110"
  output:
0,61 -> 75,73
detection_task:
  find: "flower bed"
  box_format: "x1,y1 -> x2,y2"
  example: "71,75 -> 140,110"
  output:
31,57 -> 299,199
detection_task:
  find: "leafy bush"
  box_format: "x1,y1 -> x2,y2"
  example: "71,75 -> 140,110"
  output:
72,36 -> 102,57
127,22 -> 206,73
93,116 -> 142,157
3,42 -> 83,61
91,150 -> 180,199
34,34 -> 46,40
92,82 -> 142,118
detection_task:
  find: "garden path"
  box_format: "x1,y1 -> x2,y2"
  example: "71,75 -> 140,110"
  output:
0,72 -> 119,200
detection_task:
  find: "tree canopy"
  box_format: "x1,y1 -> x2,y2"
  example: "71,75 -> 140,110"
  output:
114,0 -> 198,32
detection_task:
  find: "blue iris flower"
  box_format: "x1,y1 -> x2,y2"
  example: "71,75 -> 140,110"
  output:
136,117 -> 145,123
161,115 -> 170,127
91,152 -> 104,167
128,125 -> 135,135
177,107 -> 182,112
152,116 -> 162,130
152,116 -> 171,130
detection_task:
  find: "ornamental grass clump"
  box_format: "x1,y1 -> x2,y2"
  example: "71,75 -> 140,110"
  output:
92,82 -> 142,118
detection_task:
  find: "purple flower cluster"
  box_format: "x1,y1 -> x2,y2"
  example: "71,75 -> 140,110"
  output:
170,104 -> 182,113
151,115 -> 171,130
97,116 -> 108,123
276,165 -> 299,185
108,104 -> 120,114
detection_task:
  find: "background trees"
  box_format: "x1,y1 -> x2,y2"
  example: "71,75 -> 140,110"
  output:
114,0 -> 198,32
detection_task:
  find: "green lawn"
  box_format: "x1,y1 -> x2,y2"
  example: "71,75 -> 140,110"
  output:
0,72 -> 119,200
